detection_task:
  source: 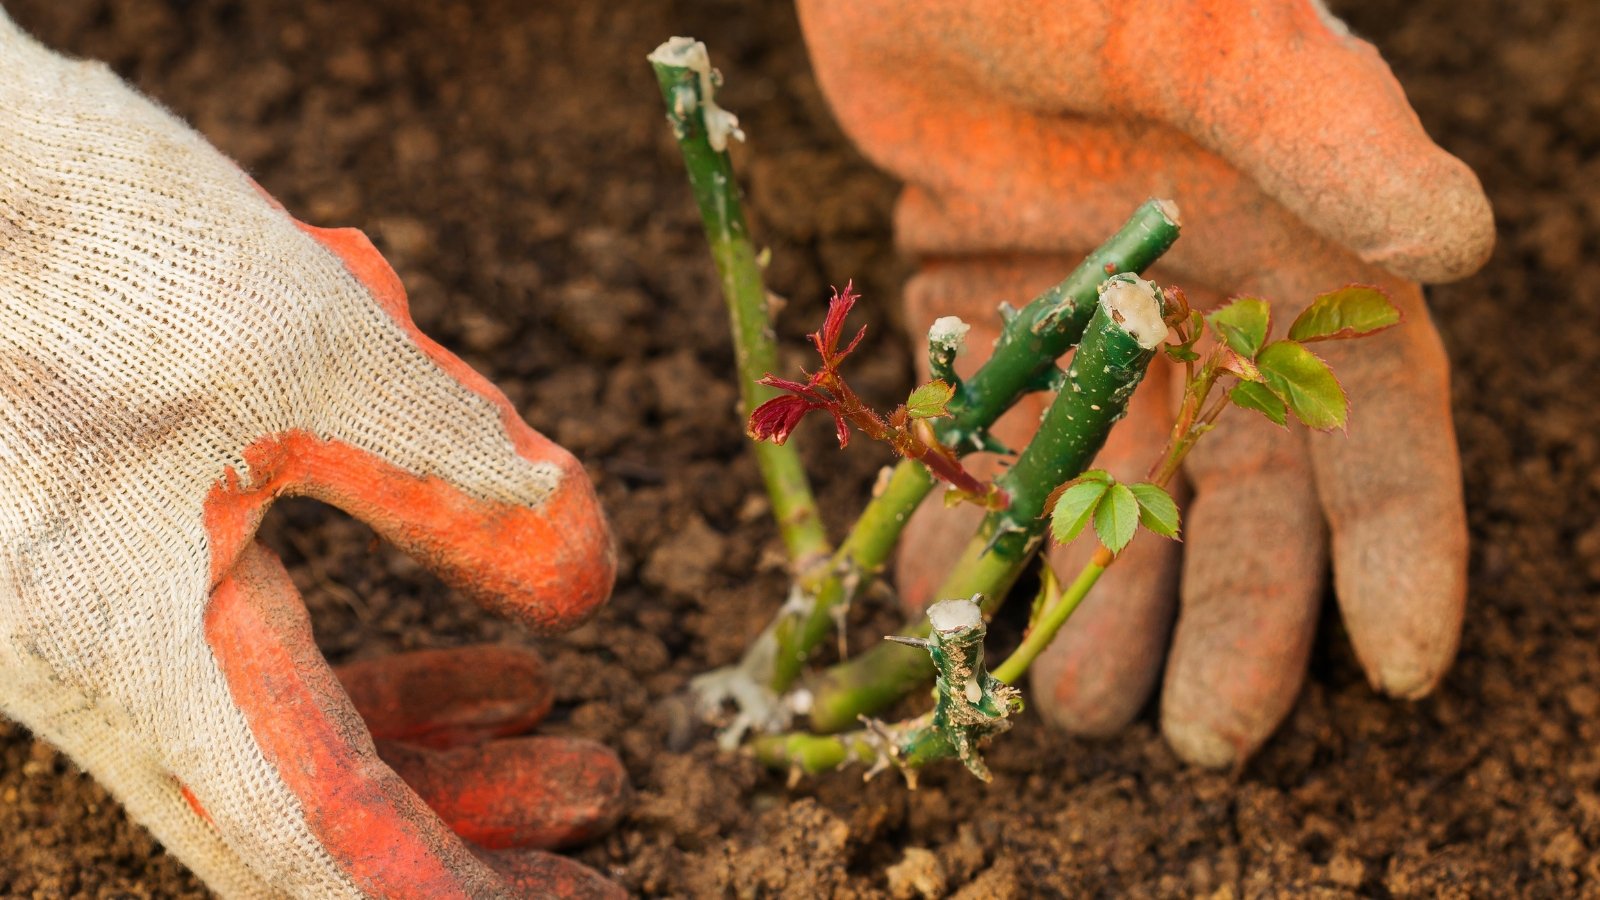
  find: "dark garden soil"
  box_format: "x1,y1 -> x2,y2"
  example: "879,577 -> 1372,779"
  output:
2,0 -> 1597,896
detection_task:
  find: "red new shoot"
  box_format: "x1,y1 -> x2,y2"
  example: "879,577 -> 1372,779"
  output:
747,282 -> 1005,508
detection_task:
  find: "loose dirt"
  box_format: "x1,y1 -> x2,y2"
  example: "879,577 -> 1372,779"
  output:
2,0 -> 1596,896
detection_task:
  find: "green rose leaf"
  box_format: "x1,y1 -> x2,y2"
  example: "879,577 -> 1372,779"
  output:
1288,285 -> 1401,343
905,379 -> 956,420
1049,479 -> 1109,544
1206,297 -> 1271,358
1229,381 -> 1288,427
1129,482 -> 1181,539
1094,482 -> 1139,554
1255,340 -> 1347,430
1043,469 -> 1111,517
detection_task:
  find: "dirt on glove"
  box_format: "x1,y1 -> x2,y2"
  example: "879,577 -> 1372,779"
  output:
1,0 -> 1596,896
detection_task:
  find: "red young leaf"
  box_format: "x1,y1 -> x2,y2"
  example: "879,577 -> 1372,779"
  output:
758,374 -> 826,401
751,280 -> 997,492
748,395 -> 816,444
811,281 -> 868,364
829,409 -> 851,448
747,394 -> 821,445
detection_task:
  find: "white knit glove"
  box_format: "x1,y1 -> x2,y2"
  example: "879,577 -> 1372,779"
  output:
0,11 -> 623,898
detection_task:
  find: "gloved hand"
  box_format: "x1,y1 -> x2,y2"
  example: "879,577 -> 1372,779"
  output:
0,12 -> 623,898
798,0 -> 1494,766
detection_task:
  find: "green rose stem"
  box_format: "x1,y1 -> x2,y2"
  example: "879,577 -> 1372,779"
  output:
987,549 -> 1110,686
754,282 -> 1402,776
691,206 -> 1178,743
652,41 -> 1185,740
754,597 -> 1019,782
749,713 -> 965,777
803,276 -> 1166,734
751,728 -> 881,776
989,328 -> 1223,685
649,38 -> 830,566
761,202 -> 1181,690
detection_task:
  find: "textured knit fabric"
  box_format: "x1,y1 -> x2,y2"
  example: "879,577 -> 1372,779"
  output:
0,10 -> 558,896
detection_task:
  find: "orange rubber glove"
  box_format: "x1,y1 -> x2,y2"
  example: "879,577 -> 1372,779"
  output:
798,0 -> 1493,767
0,12 -> 622,897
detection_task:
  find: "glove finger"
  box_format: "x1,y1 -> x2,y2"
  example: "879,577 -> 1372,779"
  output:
335,646 -> 555,751
228,220 -> 615,635
1218,249 -> 1466,702
204,541 -> 511,895
886,113 -> 1400,316
1159,413 -> 1326,769
804,0 -> 1491,285
375,737 -> 629,851
1030,363 -> 1184,735
1307,280 -> 1467,698
1101,0 -> 1493,283
471,847 -> 625,900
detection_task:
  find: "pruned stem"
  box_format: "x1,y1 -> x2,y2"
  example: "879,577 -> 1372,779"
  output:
753,598 -> 1018,783
991,329 -> 1244,687
749,711 -> 955,780
769,461 -> 933,688
910,598 -> 1021,781
804,278 -> 1166,733
934,201 -> 1180,453
751,730 -> 882,776
650,39 -> 829,565
760,202 -> 1181,696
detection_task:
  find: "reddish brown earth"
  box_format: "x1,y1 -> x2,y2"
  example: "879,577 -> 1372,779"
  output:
2,0 -> 1597,896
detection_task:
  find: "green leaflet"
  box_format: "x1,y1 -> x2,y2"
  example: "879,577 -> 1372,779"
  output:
1229,380 -> 1288,426
1129,482 -> 1181,539
1289,286 -> 1401,343
1094,482 -> 1139,553
1207,297 -> 1271,358
1255,341 -> 1347,431
905,379 -> 956,420
1050,480 -> 1108,544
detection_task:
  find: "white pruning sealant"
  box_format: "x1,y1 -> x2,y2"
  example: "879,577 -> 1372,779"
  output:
648,36 -> 745,151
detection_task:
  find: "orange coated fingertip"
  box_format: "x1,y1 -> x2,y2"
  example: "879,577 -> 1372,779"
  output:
376,737 -> 631,852
205,542 -> 494,897
203,431 -> 614,634
336,645 -> 556,750
471,847 -> 626,900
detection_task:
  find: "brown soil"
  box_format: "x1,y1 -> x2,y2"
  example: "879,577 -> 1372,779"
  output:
2,0 -> 1596,896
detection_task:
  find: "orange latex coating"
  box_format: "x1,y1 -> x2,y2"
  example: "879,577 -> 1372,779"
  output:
375,737 -> 630,851
206,543 -> 497,898
800,0 -> 1480,767
300,221 -> 616,632
797,0 -> 1493,286
473,847 -> 627,900
203,429 -> 611,635
179,783 -> 214,828
336,646 -> 556,751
